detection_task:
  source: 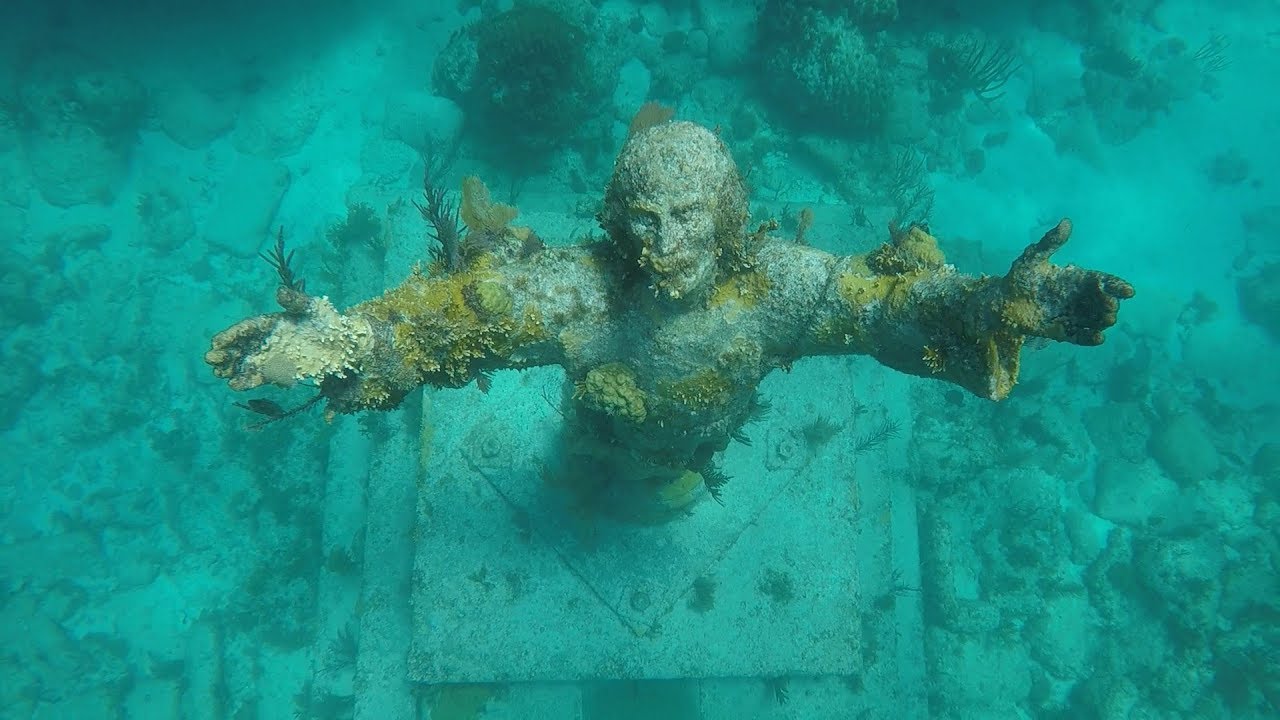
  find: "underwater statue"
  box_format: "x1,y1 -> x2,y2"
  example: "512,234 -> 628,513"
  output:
206,121 -> 1133,503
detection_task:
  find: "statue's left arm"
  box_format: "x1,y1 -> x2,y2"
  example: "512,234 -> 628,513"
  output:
793,220 -> 1134,400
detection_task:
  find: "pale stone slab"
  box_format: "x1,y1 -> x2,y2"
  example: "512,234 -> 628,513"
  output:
408,359 -> 918,684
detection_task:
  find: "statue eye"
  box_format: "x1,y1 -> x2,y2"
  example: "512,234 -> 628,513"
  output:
630,212 -> 659,235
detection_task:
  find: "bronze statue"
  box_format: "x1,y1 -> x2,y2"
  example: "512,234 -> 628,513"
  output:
206,121 -> 1133,507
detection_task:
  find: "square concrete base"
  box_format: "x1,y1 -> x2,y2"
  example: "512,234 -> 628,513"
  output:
408,359 -> 920,686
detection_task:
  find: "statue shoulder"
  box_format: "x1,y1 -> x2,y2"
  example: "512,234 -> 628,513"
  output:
751,239 -> 841,314
508,241 -> 611,288
498,240 -> 615,318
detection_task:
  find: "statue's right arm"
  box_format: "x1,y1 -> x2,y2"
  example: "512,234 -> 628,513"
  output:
205,245 -> 608,415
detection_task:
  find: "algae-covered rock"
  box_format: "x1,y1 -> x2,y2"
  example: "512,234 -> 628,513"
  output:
1134,535 -> 1224,636
1148,412 -> 1219,485
155,82 -> 237,149
1092,458 -> 1179,526
1238,261 -> 1280,341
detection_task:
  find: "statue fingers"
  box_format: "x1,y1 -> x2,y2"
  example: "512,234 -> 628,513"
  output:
1059,272 -> 1131,345
1100,273 -> 1136,301
1010,218 -> 1073,277
204,314 -> 280,388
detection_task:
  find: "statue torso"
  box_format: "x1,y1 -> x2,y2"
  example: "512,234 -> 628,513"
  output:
519,240 -> 827,469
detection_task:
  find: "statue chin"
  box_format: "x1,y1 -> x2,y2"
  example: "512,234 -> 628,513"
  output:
649,266 -> 715,304
653,279 -> 703,303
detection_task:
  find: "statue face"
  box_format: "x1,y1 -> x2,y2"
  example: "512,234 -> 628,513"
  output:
624,189 -> 718,301
601,121 -> 748,304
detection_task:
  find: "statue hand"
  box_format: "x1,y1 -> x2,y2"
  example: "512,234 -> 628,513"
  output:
1000,219 -> 1135,346
205,312 -> 291,391
205,288 -> 373,393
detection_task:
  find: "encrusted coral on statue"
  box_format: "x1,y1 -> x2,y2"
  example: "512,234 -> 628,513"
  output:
258,296 -> 373,386
460,176 -> 518,234
867,226 -> 946,274
575,362 -> 648,423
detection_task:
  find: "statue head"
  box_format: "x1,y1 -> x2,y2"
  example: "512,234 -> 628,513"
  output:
599,121 -> 749,303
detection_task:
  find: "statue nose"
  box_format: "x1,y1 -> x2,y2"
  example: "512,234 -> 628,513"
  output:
650,218 -> 682,254
652,232 -> 675,255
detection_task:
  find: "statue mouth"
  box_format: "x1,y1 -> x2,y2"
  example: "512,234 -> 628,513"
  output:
643,247 -> 697,276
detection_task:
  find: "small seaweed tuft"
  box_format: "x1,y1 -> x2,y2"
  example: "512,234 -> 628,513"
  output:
688,575 -> 716,613
324,621 -> 359,674
292,677 -> 354,720
886,148 -> 934,231
853,418 -> 901,457
460,176 -> 518,235
627,100 -> 675,139
324,531 -> 364,576
1194,34 -> 1231,73
874,566 -> 921,611
934,37 -> 1021,102
764,676 -> 790,705
326,202 -> 384,254
260,226 -> 306,292
416,158 -> 464,273
758,568 -> 794,605
746,393 -> 772,423
801,414 -> 842,450
234,394 -> 324,430
703,463 -> 730,505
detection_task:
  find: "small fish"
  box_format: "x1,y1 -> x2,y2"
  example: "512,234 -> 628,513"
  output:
476,372 -> 493,394
518,230 -> 545,259
235,399 -> 287,418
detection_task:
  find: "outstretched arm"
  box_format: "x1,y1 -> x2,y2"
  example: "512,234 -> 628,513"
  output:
205,247 -> 591,416
803,220 -> 1134,400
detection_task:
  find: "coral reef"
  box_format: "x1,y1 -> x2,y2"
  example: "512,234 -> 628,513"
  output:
432,5 -> 602,161
1078,34 -> 1219,144
757,2 -> 891,134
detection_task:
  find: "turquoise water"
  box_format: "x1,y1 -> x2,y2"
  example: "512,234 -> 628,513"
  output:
3,1 -> 1278,718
